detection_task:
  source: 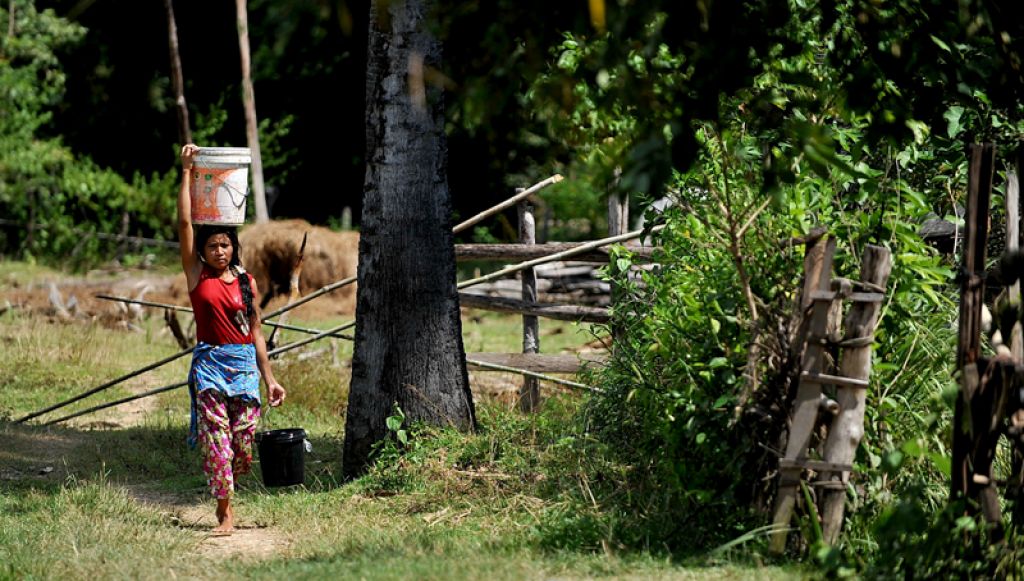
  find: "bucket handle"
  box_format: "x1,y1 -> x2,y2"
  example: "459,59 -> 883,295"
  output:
259,398 -> 312,453
221,179 -> 249,209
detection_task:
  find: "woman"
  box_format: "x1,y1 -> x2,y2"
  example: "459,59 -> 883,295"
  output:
178,143 -> 286,535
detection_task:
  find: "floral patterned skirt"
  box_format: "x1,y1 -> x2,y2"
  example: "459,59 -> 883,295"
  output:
196,389 -> 261,499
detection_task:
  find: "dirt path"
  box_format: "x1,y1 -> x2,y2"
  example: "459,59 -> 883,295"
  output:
125,484 -> 292,560
108,398 -> 293,560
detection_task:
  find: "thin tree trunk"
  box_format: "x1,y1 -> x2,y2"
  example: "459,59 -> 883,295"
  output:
163,0 -> 191,145
235,0 -> 269,222
343,0 -> 475,478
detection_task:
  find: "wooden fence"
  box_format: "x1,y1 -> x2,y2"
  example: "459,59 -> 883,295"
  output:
19,176 -> 658,424
455,185 -> 655,411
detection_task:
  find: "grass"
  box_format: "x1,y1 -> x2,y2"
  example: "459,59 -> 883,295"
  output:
0,260 -> 805,580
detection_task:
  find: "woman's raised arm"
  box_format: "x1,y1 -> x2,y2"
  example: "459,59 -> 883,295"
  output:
178,144 -> 202,288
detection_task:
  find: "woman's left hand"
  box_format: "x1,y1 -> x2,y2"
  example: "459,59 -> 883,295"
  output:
268,381 -> 286,407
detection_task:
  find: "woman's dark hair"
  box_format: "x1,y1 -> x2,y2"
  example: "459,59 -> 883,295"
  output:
195,225 -> 256,324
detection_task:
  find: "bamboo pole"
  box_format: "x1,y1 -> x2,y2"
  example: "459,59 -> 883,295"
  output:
455,242 -> 657,263
458,293 -> 609,323
452,175 -> 562,234
465,358 -> 600,392
42,320 -> 594,426
16,347 -> 195,423
42,319 -> 356,426
457,225 -> 663,290
93,295 -> 353,340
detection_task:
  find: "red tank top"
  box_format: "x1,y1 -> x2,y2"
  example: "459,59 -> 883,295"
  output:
189,266 -> 254,345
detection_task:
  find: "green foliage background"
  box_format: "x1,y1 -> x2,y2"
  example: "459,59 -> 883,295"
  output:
4,0 -> 1024,575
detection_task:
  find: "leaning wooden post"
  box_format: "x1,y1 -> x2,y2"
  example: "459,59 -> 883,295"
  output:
952,143 -> 996,503
770,237 -> 837,554
518,191 -> 541,412
819,245 -> 892,545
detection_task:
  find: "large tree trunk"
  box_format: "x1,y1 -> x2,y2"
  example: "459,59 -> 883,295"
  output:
234,0 -> 269,223
343,0 -> 475,478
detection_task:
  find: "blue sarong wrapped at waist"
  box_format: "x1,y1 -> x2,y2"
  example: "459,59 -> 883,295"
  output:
188,342 -> 261,448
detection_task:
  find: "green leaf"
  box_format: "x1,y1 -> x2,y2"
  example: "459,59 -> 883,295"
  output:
386,415 -> 403,432
708,357 -> 729,368
929,452 -> 951,476
944,106 -> 965,138
696,433 -> 706,444
397,430 -> 409,445
930,35 -> 952,53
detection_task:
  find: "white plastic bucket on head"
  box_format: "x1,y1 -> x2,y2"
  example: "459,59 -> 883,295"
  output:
190,147 -> 252,226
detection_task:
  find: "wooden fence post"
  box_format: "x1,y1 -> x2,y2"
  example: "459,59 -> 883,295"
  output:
770,237 -> 837,554
608,193 -> 629,237
1005,154 -> 1024,525
952,143 -> 996,503
607,191 -> 629,349
819,245 -> 892,545
518,192 -> 540,412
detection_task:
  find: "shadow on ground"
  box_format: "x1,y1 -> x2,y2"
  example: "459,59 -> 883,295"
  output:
0,420 -> 347,497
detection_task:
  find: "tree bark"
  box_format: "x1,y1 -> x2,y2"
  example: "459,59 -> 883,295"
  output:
163,0 -> 191,145
343,0 -> 475,478
234,0 -> 269,222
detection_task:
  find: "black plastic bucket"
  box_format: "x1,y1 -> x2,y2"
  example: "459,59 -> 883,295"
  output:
255,428 -> 307,487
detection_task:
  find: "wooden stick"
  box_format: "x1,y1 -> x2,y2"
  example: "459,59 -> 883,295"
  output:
43,380 -> 187,426
467,352 -> 605,373
458,293 -> 609,323
465,358 -> 600,392
16,347 -> 195,423
42,319 -> 357,426
452,175 -> 563,234
94,294 -> 353,340
457,225 -> 664,290
455,242 -> 657,263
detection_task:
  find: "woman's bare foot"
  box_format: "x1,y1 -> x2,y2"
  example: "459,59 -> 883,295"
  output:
212,498 -> 234,535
